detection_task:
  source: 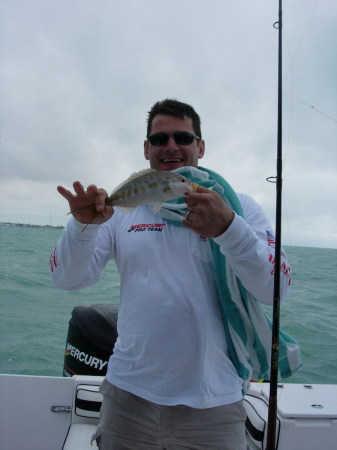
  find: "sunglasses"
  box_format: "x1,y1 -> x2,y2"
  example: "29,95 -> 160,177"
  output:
147,131 -> 201,147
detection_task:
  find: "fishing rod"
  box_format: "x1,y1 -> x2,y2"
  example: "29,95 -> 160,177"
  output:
265,1 -> 283,449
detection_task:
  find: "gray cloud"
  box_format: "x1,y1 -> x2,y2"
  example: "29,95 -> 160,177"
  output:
0,0 -> 336,248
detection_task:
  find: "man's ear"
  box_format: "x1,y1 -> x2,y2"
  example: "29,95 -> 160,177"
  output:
144,140 -> 150,160
198,139 -> 205,159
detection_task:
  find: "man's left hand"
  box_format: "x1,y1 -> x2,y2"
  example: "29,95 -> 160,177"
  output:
183,185 -> 235,238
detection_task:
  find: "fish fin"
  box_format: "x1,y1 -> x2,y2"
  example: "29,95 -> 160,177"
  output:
151,201 -> 164,214
109,168 -> 158,196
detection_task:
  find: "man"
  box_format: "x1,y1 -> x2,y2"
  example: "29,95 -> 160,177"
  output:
51,99 -> 291,449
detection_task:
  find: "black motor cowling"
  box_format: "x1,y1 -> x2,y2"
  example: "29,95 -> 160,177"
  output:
63,303 -> 119,377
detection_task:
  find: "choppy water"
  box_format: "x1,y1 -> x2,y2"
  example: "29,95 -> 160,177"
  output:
1,225 -> 336,384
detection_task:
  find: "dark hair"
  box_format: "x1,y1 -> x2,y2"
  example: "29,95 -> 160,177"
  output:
146,99 -> 202,139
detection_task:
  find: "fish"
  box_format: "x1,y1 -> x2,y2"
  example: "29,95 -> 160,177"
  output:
105,168 -> 198,212
70,169 -> 198,219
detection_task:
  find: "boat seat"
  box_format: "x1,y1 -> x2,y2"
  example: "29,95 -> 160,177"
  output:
75,384 -> 102,419
63,383 -> 102,449
63,423 -> 98,450
243,394 -> 280,450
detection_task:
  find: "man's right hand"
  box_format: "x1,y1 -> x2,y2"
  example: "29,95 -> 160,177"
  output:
57,181 -> 114,224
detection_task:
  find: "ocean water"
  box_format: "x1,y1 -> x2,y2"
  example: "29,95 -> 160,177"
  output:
0,224 -> 336,384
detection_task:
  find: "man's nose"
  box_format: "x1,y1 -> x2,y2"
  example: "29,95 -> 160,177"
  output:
166,136 -> 178,149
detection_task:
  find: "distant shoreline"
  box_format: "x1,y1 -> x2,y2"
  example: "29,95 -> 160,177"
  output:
0,222 -> 335,250
0,222 -> 64,230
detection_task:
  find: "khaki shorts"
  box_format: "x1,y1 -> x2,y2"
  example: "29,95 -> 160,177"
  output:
92,379 -> 246,450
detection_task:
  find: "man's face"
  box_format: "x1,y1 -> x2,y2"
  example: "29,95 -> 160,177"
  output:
144,114 -> 205,171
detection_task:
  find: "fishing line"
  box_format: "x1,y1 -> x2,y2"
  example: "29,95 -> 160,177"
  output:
284,93 -> 337,124
281,0 -> 322,165
281,31 -> 294,165
281,196 -> 295,332
282,0 -> 318,80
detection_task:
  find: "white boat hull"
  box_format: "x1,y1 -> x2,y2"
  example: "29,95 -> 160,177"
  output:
245,382 -> 337,450
1,374 -> 336,450
0,374 -> 102,450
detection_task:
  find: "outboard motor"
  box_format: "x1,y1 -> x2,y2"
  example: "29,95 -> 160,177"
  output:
63,303 -> 119,377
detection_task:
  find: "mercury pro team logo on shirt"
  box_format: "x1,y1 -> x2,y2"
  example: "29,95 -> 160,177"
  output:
128,223 -> 166,233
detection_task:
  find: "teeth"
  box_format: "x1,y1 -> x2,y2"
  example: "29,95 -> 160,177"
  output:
162,159 -> 182,163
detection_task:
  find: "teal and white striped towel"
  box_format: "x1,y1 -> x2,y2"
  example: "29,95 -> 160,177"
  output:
157,166 -> 301,392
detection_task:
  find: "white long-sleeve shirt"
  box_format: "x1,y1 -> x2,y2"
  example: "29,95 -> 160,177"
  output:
50,193 -> 291,408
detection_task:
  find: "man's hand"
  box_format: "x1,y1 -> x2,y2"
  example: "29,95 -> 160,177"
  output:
183,185 -> 235,238
57,181 -> 114,224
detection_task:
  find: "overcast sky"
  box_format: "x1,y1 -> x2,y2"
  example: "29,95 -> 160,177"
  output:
1,0 -> 336,248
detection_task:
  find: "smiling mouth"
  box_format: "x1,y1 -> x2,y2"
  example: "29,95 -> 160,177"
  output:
162,159 -> 183,164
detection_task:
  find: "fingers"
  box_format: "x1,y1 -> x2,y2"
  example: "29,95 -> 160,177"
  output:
183,186 -> 235,237
56,181 -> 113,225
184,185 -> 215,205
184,187 -> 216,218
57,185 -> 75,201
195,185 -> 211,194
87,185 -> 108,211
186,184 -> 211,197
75,183 -> 108,210
57,182 -> 87,201
184,209 -> 197,223
73,181 -> 85,194
58,183 -> 108,208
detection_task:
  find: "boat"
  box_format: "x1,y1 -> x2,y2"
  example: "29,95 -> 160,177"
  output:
1,303 -> 336,450
1,372 -> 336,450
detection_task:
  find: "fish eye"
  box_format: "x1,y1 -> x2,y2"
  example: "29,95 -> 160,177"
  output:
181,178 -> 186,182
